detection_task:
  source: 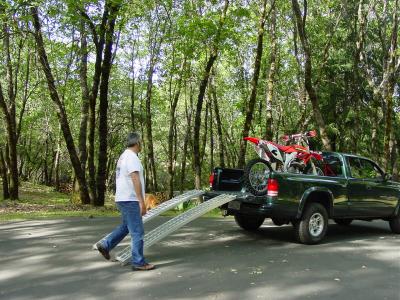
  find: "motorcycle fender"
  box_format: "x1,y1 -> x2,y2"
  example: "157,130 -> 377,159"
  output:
266,143 -> 283,162
255,145 -> 270,162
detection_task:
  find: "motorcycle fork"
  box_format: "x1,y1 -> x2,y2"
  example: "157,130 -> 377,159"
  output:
284,152 -> 298,171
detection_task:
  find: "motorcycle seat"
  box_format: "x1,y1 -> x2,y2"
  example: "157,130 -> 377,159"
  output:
277,144 -> 307,153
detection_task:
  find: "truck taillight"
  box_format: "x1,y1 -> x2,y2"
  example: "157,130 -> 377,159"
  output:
209,173 -> 215,188
267,179 -> 278,197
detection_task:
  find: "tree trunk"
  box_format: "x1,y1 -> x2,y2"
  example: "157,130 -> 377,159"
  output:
53,132 -> 61,191
292,9 -> 309,133
209,97 -> 214,172
96,2 -> 120,206
194,0 -> 229,188
210,76 -> 225,168
168,59 -> 185,199
129,45 -> 137,131
265,3 -> 277,140
78,19 -> 90,177
347,0 -> 368,153
0,8 -> 19,200
87,91 -> 97,202
200,99 -> 209,166
145,59 -> 158,192
43,136 -> 50,185
80,4 -> 109,203
292,0 -> 332,151
31,6 -> 90,204
180,84 -> 194,193
359,0 -> 398,168
382,0 -> 398,171
194,54 -> 218,188
238,0 -> 269,167
144,19 -> 165,192
0,149 -> 10,199
392,138 -> 399,181
0,85 -> 18,200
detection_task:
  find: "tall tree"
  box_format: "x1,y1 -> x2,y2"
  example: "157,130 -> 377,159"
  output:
78,3 -> 109,203
96,1 -> 121,206
380,0 -> 398,171
359,0 -> 399,170
78,19 -> 90,188
180,81 -> 194,193
292,0 -> 332,150
144,5 -> 167,192
0,147 -> 9,199
210,72 -> 225,168
168,58 -> 186,198
193,0 -> 229,188
31,6 -> 91,204
238,0 -> 270,168
265,3 -> 277,140
0,4 -> 31,199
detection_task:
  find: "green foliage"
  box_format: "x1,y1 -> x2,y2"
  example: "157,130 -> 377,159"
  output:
1,0 -> 399,207
0,181 -> 119,221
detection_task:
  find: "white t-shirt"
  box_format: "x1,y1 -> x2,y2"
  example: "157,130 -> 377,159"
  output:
115,149 -> 145,202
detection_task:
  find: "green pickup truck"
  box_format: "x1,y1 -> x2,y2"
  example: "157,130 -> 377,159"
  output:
206,152 -> 400,244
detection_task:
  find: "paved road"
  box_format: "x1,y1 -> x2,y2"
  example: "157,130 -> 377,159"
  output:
0,216 -> 399,300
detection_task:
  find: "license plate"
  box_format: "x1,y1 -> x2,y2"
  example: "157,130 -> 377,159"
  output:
228,200 -> 241,210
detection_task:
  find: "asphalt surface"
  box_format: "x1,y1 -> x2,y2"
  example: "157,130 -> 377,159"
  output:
0,216 -> 399,300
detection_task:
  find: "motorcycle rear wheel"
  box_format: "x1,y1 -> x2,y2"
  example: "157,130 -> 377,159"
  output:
243,158 -> 273,196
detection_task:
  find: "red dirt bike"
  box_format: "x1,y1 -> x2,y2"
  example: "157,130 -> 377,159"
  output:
243,130 -> 324,196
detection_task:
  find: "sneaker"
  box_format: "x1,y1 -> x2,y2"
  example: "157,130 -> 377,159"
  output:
132,263 -> 155,271
95,242 -> 110,260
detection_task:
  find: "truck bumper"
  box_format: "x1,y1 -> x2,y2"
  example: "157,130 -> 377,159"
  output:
203,191 -> 295,218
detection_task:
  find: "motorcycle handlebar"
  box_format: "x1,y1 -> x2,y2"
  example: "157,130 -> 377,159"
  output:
281,130 -> 317,142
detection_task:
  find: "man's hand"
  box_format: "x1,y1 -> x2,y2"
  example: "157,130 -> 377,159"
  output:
130,171 -> 146,217
139,201 -> 147,216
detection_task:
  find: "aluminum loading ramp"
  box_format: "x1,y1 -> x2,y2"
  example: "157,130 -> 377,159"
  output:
116,193 -> 237,265
93,190 -> 204,250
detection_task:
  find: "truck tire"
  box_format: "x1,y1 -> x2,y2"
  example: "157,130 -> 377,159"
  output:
294,203 -> 328,244
234,214 -> 265,231
334,219 -> 353,226
389,214 -> 400,234
243,158 -> 273,196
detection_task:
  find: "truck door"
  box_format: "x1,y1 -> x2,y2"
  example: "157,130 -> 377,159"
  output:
347,157 -> 395,217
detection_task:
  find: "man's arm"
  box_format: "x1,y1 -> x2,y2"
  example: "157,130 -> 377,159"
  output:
130,171 -> 146,216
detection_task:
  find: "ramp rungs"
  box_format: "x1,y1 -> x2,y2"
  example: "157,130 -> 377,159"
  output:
116,193 -> 236,264
93,190 -> 204,250
142,190 -> 205,223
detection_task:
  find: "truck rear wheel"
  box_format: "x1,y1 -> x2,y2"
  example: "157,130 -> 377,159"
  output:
389,214 -> 400,234
234,214 -> 265,231
243,158 -> 272,196
294,203 -> 328,244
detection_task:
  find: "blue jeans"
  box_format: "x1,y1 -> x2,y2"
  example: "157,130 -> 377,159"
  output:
102,201 -> 146,266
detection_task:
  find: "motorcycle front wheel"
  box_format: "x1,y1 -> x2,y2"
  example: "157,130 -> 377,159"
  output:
243,158 -> 273,196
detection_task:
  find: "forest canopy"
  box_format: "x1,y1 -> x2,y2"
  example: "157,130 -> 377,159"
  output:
0,0 -> 399,205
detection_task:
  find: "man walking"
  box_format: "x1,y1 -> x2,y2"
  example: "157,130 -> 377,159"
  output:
96,132 -> 155,271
